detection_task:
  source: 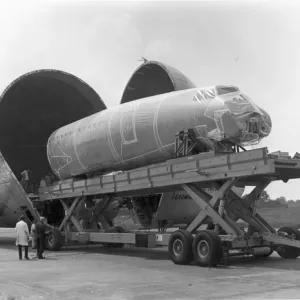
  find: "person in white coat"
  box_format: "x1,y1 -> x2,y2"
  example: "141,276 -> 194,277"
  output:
15,215 -> 30,260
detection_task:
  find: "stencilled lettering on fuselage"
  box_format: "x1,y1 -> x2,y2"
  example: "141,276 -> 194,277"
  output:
171,189 -> 218,201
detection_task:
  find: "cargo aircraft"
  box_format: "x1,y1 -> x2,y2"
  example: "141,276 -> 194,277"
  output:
0,61 -> 271,233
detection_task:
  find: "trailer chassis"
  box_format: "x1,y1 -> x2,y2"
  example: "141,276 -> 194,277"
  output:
38,130 -> 300,267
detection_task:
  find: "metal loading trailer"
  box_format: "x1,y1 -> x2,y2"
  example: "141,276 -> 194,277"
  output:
37,132 -> 300,267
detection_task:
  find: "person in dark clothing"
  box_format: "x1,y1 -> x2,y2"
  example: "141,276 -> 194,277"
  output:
35,217 -> 48,259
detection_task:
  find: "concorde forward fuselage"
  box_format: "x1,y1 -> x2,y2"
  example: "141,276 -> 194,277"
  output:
47,85 -> 272,180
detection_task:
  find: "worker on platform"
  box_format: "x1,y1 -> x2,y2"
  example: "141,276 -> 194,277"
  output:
20,169 -> 30,193
15,215 -> 30,260
45,173 -> 52,186
39,178 -> 46,188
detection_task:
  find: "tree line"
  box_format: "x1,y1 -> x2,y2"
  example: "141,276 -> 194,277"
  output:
244,190 -> 299,208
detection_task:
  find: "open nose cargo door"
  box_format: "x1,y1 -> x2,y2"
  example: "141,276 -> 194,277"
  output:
0,151 -> 40,226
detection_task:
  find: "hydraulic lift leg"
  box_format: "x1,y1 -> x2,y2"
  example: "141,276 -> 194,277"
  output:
243,180 -> 274,235
168,179 -> 245,267
225,182 -> 276,234
182,178 -> 244,236
59,197 -> 86,232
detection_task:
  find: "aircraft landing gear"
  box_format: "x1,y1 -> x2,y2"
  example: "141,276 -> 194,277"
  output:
45,228 -> 64,251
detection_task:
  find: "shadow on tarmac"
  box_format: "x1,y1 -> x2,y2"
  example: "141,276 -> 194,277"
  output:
2,235 -> 300,271
63,244 -> 171,260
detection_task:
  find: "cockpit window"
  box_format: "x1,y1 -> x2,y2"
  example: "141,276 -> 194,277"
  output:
215,85 -> 239,95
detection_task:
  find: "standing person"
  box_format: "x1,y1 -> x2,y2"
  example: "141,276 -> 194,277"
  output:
15,216 -> 30,260
35,217 -> 47,259
31,221 -> 37,249
35,217 -> 53,259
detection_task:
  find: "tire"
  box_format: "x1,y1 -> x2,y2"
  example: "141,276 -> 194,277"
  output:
45,228 -> 64,251
276,227 -> 300,259
168,229 -> 193,265
103,226 -> 125,248
192,230 -> 223,267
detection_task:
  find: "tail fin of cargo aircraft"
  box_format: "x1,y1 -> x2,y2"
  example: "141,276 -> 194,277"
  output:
0,151 -> 40,227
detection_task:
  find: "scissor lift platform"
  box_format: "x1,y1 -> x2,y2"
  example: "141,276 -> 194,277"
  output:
37,146 -> 300,267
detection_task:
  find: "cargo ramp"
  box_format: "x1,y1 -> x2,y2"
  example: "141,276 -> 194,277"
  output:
0,151 -> 40,227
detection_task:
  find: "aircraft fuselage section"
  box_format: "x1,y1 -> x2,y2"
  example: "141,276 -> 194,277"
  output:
47,86 -> 272,180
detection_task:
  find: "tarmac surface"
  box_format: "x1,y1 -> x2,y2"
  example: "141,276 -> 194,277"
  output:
1,228 -> 300,299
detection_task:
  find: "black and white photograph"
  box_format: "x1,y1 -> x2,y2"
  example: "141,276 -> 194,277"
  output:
0,0 -> 300,299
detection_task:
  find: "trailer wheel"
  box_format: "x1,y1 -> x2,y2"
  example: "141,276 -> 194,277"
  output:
45,228 -> 64,251
276,227 -> 300,259
168,229 -> 193,265
192,230 -> 223,267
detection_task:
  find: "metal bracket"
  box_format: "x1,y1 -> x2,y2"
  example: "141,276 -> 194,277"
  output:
174,129 -> 205,157
263,232 -> 300,248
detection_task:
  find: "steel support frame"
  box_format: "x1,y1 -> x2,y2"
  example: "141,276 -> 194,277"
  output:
262,232 -> 300,248
57,180 -> 300,251
57,197 -> 140,246
182,177 -> 300,252
59,196 -> 86,232
232,231 -> 300,251
174,129 -> 205,157
182,178 -> 244,236
237,179 -> 275,235
225,183 -> 277,235
181,178 -> 274,238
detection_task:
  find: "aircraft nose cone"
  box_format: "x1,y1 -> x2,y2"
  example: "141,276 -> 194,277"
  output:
258,108 -> 272,137
221,93 -> 272,146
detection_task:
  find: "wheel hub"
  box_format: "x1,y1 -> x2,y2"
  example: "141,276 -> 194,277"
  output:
48,234 -> 54,247
173,239 -> 184,257
197,240 -> 209,258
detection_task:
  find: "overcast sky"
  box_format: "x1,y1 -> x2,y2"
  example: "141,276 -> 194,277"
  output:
0,0 -> 300,200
